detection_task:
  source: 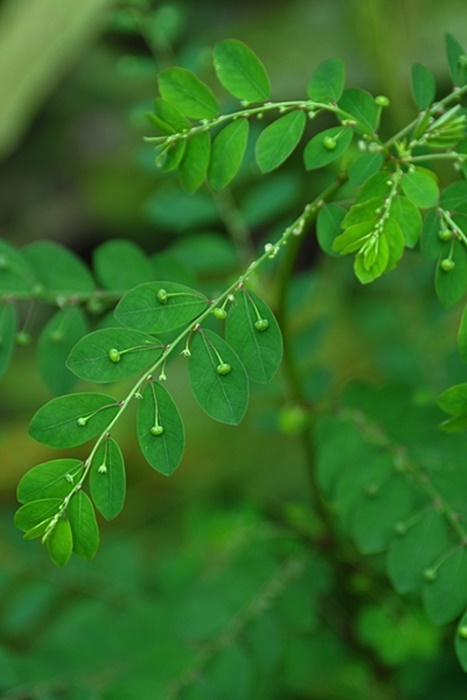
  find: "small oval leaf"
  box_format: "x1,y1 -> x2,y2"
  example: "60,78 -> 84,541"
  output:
255,110 -> 306,173
303,126 -> 353,170
307,58 -> 346,103
46,517 -> 73,567
15,498 -> 62,533
178,131 -> 211,193
17,459 -> 83,504
23,241 -> 94,294
90,438 -> 126,520
338,88 -> 379,133
68,491 -> 99,561
0,303 -> 16,378
411,63 -> 436,110
208,118 -> 249,191
213,38 -> 270,103
37,307 -> 88,395
158,67 -> 218,119
423,546 -> 467,625
93,239 -> 155,292
401,167 -> 439,208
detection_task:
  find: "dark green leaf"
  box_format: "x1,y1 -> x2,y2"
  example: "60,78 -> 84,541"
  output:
411,63 -> 436,110
386,509 -> 449,594
29,393 -> 120,448
459,304 -> 467,362
14,498 -> 62,532
37,307 -> 88,395
213,38 -> 270,102
255,110 -> 306,173
391,197 -> 422,248
189,328 -> 249,425
445,33 -> 467,87
435,238 -> 467,307
67,327 -> 163,383
46,517 -> 73,567
303,126 -> 353,170
338,88 -> 378,132
17,458 -> 83,504
150,97 -> 190,134
348,152 -> 384,185
93,239 -> 154,291
0,239 -> 36,292
158,67 -> 219,119
208,118 -> 249,191
22,241 -> 94,294
438,382 -> 467,416
178,131 -> 211,193
421,209 -> 443,260
137,381 -> 185,476
316,204 -> 346,257
423,546 -> 467,625
90,438 -> 126,520
0,302 -> 16,378
307,58 -> 345,103
401,167 -> 439,208
68,491 -> 99,561
225,289 -> 283,383
115,281 -> 209,333
440,182 -> 467,215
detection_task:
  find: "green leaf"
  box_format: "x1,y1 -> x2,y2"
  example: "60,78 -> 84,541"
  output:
213,38 -> 270,103
411,63 -> 436,110
0,303 -> 16,378
307,58 -> 345,103
354,234 -> 389,284
439,414 -> 467,433
22,241 -> 94,294
189,328 -> 249,425
178,131 -> 211,193
90,438 -> 126,520
338,88 -> 378,132
386,509 -> 449,594
303,126 -> 353,170
150,97 -> 190,134
17,458 -> 83,504
114,281 -> 209,333
37,307 -> 88,395
137,381 -> 185,476
93,239 -> 154,291
383,218 -> 405,271
66,327 -> 163,383
342,198 -> 382,228
255,110 -> 306,173
208,118 -> 249,191
333,221 -> 375,254
401,167 -> 439,208
348,152 -> 384,186
316,204 -> 346,257
445,33 -> 467,87
46,517 -> 73,567
435,238 -> 467,307
157,139 -> 186,173
157,67 -> 219,119
459,304 -> 467,362
423,546 -> 467,625
68,490 -> 99,561
438,382 -> 467,416
391,197 -> 422,248
29,393 -> 120,448
420,209 -> 443,260
357,171 -> 393,203
14,498 -> 62,532
440,182 -> 467,215
225,289 -> 283,383
0,239 -> 36,292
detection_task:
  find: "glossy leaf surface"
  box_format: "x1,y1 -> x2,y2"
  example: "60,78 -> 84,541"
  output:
158,67 -> 219,119
208,118 -> 249,191
46,517 -> 73,567
178,131 -> 211,193
68,491 -> 99,561
255,110 -> 306,173
17,458 -> 83,504
213,38 -> 270,102
303,126 -> 353,170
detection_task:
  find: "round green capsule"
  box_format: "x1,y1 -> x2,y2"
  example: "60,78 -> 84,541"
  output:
440,258 -> 455,272
323,136 -> 337,150
213,307 -> 228,320
458,625 -> 467,639
254,318 -> 269,332
150,425 -> 164,436
108,348 -> 121,363
438,229 -> 452,242
375,95 -> 390,107
216,362 -> 232,376
15,330 -> 31,346
424,568 -> 437,582
156,289 -> 168,304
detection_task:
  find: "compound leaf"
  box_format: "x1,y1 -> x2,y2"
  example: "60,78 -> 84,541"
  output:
423,546 -> 467,625
115,281 -> 209,333
29,393 -> 120,448
46,517 -> 73,567
189,328 -> 249,425
213,38 -> 270,102
178,131 -> 211,193
68,490 -> 99,561
137,381 -> 185,476
303,126 -> 353,170
67,327 -> 163,383
0,303 -> 16,378
401,168 -> 439,208
255,110 -> 306,173
307,57 -> 345,102
208,118 -> 249,191
17,458 -> 83,504
225,289 -> 283,383
90,438 -> 126,520
158,67 -> 218,119
93,239 -> 154,292
22,241 -> 94,294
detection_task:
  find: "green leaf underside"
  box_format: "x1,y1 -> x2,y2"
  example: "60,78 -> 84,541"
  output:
0,239 -> 36,292
316,205 -> 346,257
150,97 -> 190,134
411,63 -> 436,110
46,517 -> 73,567
303,126 -> 353,170
348,152 -> 384,185
423,546 -> 467,625
22,241 -> 94,294
90,438 -> 126,520
66,327 -> 163,383
93,239 -> 155,291
115,281 -> 209,333
0,303 -> 16,378
158,67 -> 219,119
189,329 -> 249,425
178,131 -> 211,192
255,110 -> 306,173
401,168 -> 439,208
208,118 -> 249,191
14,498 -> 62,532
17,458 -> 83,504
307,57 -> 345,103
68,491 -> 99,560
338,88 -> 379,132
38,306 -> 88,395
435,238 -> 467,307
386,509 -> 449,594
213,38 -> 270,102
137,381 -> 185,476
391,196 -> 422,248
225,289 -> 283,383
29,393 -> 120,448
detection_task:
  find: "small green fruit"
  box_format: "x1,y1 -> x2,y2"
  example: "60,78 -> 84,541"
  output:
254,318 -> 269,332
375,95 -> 390,107
438,229 -> 452,242
15,330 -> 31,346
156,289 -> 168,304
458,625 -> 467,639
394,521 -> 407,536
108,348 -> 121,363
213,307 -> 228,320
440,258 -> 455,272
150,425 -> 164,436
424,567 -> 437,582
216,362 -> 232,376
323,136 -> 337,150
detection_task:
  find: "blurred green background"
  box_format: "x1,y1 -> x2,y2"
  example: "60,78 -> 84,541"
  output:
1,0 -> 467,698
